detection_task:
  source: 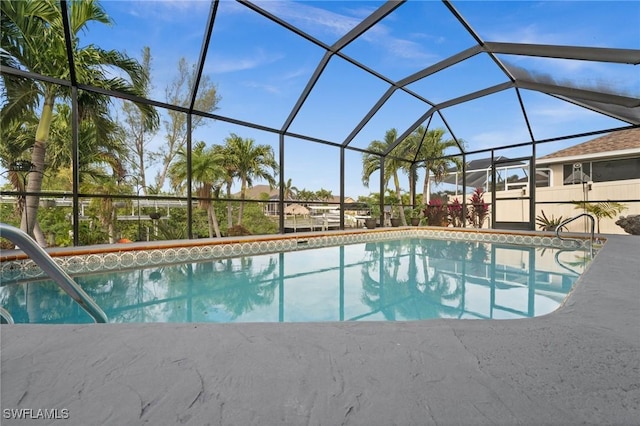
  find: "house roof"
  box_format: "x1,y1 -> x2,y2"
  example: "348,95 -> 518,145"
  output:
538,127 -> 640,161
234,185 -> 276,200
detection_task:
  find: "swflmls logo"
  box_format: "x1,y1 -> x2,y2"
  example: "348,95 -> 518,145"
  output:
3,408 -> 70,420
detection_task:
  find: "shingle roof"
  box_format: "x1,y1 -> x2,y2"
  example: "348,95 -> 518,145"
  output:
234,185 -> 276,199
539,127 -> 640,160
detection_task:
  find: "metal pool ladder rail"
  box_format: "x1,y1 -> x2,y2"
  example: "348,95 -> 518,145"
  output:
555,213 -> 595,259
0,306 -> 14,324
0,223 -> 108,323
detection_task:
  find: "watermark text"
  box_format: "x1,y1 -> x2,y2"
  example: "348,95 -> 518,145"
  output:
3,408 -> 69,420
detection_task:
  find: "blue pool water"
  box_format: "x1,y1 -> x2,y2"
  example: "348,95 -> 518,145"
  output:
0,238 -> 590,324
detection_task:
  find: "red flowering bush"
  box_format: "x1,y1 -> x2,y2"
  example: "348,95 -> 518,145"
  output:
448,198 -> 464,227
423,198 -> 448,226
467,188 -> 489,228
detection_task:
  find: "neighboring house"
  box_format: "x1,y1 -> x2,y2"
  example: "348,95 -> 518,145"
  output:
535,127 -> 640,234
536,127 -> 640,189
231,184 -> 355,217
439,128 -> 639,233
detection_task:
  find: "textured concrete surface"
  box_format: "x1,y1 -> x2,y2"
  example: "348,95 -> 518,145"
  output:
1,235 -> 639,425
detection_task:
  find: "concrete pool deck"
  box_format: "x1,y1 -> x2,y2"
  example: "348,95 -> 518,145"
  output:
1,234 -> 639,425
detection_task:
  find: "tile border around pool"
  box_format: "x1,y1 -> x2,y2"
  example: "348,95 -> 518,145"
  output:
1,227 -> 596,282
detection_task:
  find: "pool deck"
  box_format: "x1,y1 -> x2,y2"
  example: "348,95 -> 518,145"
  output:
1,234 -> 639,425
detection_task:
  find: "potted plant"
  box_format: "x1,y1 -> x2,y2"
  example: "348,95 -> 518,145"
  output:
365,203 -> 379,229
410,206 -> 422,226
390,205 -> 401,227
536,210 -> 566,231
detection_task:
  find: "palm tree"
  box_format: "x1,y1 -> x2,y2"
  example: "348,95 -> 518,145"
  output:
169,141 -> 224,238
297,189 -> 316,203
315,188 -> 333,203
404,127 -> 461,203
211,144 -> 237,229
81,176 -> 129,244
281,178 -> 299,201
362,128 -> 410,225
573,201 -> 627,233
223,133 -> 278,226
2,101 -> 130,243
1,0 -> 157,243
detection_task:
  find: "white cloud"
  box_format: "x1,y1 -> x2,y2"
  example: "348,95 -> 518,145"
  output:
243,81 -> 281,95
252,1 -> 361,39
488,23 -> 573,46
530,103 -> 594,122
280,67 -> 309,81
251,1 -> 437,63
125,0 -> 211,22
208,49 -> 283,74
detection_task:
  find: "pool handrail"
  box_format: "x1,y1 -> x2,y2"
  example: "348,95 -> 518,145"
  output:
554,249 -> 586,276
0,223 -> 108,323
555,213 -> 595,259
0,306 -> 14,324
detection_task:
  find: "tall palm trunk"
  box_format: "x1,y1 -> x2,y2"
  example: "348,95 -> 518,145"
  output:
392,172 -> 407,225
423,169 -> 431,204
207,204 -> 221,238
25,92 -> 55,245
226,180 -> 233,229
408,165 -> 416,207
237,178 -> 247,226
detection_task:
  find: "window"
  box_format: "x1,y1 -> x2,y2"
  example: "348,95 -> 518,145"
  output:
562,162 -> 591,185
591,158 -> 640,182
563,157 -> 640,184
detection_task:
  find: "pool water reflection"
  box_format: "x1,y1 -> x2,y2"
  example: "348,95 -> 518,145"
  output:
0,238 -> 590,324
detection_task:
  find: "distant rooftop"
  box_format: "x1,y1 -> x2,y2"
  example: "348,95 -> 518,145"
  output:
539,127 -> 640,161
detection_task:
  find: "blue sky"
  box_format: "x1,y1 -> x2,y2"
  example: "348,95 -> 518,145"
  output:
78,0 -> 638,199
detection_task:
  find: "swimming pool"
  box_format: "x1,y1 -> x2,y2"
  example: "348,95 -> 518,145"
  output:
0,230 -> 592,324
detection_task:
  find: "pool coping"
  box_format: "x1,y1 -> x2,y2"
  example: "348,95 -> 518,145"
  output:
1,226 -> 594,283
2,232 -> 638,425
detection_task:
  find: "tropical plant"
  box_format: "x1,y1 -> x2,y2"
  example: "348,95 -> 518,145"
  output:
223,134 -> 278,226
384,189 -> 400,218
47,104 -> 131,180
362,128 -> 410,225
467,188 -> 489,228
210,143 -> 237,229
3,99 -> 130,244
536,210 -> 565,231
236,201 -> 278,235
297,189 -> 316,203
81,175 -> 131,243
410,205 -> 423,218
280,178 -> 299,201
315,188 -> 333,203
572,201 -> 627,233
1,0 -> 157,244
402,127 -> 462,204
448,197 -> 464,227
423,198 -> 448,226
168,141 -> 224,238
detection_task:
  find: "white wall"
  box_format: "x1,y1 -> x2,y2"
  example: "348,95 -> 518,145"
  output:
478,178 -> 639,234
